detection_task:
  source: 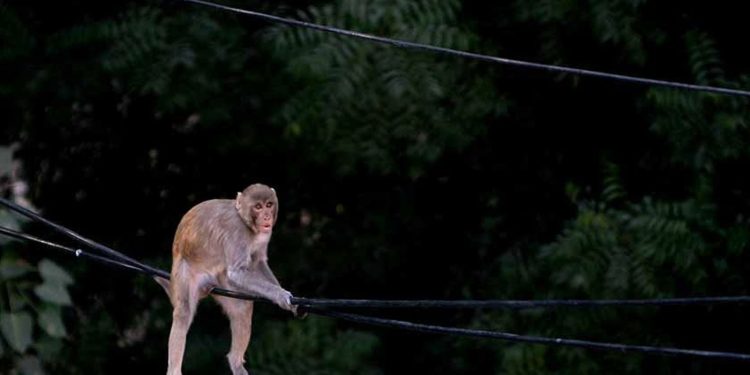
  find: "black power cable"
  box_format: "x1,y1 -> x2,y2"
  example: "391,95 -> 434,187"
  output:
308,307 -> 750,361
5,224 -> 750,361
293,295 -> 750,310
0,197 -> 265,303
4,198 -> 750,310
4,199 -> 750,361
0,225 -> 144,274
180,0 -> 750,98
0,197 -> 168,279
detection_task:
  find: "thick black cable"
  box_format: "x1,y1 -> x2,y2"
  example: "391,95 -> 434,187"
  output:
307,307 -> 750,361
0,222 -> 268,303
0,225 -> 147,275
3,224 -> 750,361
180,0 -> 750,98
6,219 -> 750,309
293,295 -> 750,310
0,197 -> 168,279
3,197 -> 750,310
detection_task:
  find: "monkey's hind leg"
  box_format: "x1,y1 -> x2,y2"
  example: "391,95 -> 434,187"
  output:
214,295 -> 255,375
166,267 -> 201,375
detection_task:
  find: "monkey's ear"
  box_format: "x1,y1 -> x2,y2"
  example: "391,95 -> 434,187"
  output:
235,192 -> 243,211
271,188 -> 279,222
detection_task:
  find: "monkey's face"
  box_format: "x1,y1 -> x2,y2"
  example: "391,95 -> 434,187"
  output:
237,184 -> 279,234
250,198 -> 276,233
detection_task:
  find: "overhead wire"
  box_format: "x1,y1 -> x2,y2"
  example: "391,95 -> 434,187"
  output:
3,198 -> 750,361
0,225 -> 144,275
180,0 -> 750,98
0,197 -> 265,302
3,196 -> 750,311
292,295 -> 750,310
0,197 -> 169,279
4,224 -> 750,361
307,307 -> 750,361
5,218 -> 750,309
1,0 -> 748,364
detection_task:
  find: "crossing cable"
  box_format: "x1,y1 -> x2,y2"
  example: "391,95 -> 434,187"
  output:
292,295 -> 750,310
4,219 -> 750,309
0,197 -> 266,302
179,0 -> 750,98
3,227 -> 750,362
0,225 -> 265,304
306,307 -> 750,361
0,197 -> 169,279
0,225 -> 145,275
3,196 -> 750,310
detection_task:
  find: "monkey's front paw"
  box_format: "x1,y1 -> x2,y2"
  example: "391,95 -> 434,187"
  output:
275,290 -> 296,313
283,293 -> 307,318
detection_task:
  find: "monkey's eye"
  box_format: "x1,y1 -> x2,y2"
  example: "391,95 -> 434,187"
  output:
266,202 -> 274,208
254,203 -> 263,210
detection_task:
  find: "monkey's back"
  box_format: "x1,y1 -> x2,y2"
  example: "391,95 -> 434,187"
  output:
172,199 -> 251,274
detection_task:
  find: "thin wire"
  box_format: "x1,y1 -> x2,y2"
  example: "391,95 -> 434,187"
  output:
0,226 -> 145,274
3,196 -> 750,310
308,307 -> 750,361
5,213 -> 750,309
0,223 -> 268,303
3,224 -> 750,361
180,0 -> 750,98
293,296 -> 750,310
0,197 -> 169,279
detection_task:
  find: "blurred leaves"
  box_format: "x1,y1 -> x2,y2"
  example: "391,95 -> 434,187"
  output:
2,0 -> 750,374
0,257 -> 33,280
33,283 -> 72,306
38,260 -> 74,286
515,0 -> 649,68
0,254 -> 74,373
542,196 -> 712,297
262,0 -> 506,178
37,307 -> 67,338
1,312 -> 33,353
645,32 -> 750,171
249,316 -> 381,375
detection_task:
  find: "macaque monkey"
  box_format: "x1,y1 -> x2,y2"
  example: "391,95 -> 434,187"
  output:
156,184 -> 296,375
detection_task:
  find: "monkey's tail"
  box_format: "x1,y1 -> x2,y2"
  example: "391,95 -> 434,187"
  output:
155,277 -> 171,299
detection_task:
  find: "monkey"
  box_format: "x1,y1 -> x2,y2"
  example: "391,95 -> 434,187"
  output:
155,183 -> 296,375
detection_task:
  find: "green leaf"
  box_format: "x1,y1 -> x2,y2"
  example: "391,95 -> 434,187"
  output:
0,258 -> 33,280
0,209 -> 21,245
38,259 -> 74,285
0,145 -> 12,176
37,306 -> 67,338
0,311 -> 33,353
34,282 -> 72,306
0,335 -> 5,355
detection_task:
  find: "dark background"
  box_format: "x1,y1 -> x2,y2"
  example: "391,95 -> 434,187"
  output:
2,0 -> 750,373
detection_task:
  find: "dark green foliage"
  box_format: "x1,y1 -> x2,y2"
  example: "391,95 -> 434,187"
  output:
515,0 -> 650,70
2,0 -> 750,374
262,0 -> 506,177
248,316 -> 381,375
0,244 -> 75,373
645,33 -> 750,171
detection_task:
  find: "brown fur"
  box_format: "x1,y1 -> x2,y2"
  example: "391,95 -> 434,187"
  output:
161,184 -> 294,375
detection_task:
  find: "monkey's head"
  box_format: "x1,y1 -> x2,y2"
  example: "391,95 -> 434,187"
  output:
235,183 -> 278,234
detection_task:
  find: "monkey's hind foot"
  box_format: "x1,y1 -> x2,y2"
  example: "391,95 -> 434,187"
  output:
228,356 -> 249,375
